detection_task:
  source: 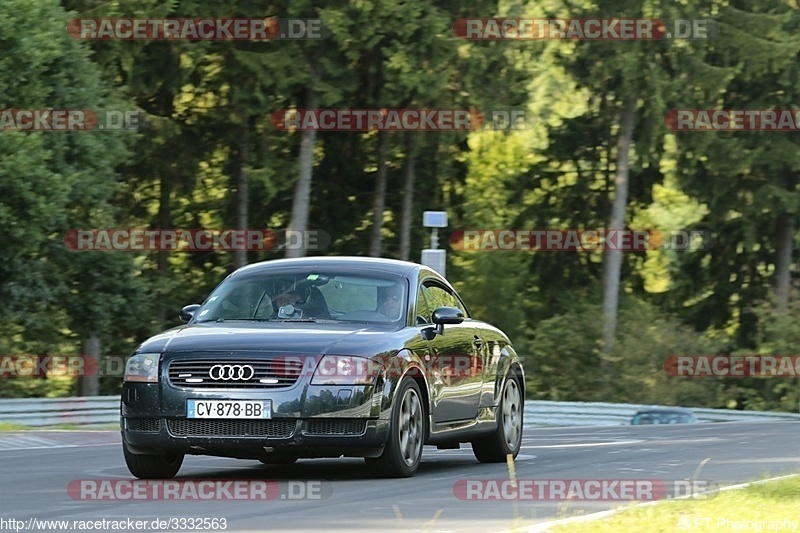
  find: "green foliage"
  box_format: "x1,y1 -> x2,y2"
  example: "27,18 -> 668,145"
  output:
0,377 -> 75,400
0,0 -> 142,398
745,294 -> 800,413
527,296 -> 728,406
0,0 -> 797,412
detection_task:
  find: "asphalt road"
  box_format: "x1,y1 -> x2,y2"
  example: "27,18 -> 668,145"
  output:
0,422 -> 798,532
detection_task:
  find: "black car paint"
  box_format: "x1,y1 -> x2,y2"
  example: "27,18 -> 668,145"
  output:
121,257 -> 524,461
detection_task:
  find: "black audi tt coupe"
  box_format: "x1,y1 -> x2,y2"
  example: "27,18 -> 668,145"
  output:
121,256 -> 524,478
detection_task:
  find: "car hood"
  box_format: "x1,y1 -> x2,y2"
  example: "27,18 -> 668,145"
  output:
136,322 -> 400,356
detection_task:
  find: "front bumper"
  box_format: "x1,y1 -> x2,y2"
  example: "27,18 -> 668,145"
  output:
121,381 -> 391,459
122,417 -> 388,459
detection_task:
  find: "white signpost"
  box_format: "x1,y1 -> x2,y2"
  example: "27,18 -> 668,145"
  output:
421,211 -> 447,276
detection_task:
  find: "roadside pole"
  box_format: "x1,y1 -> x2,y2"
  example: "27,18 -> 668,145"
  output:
421,211 -> 447,276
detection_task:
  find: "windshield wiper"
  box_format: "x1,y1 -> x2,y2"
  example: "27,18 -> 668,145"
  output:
195,318 -> 272,323
198,317 -> 335,324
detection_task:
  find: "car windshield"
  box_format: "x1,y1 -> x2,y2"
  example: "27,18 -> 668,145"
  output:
194,270 -> 407,324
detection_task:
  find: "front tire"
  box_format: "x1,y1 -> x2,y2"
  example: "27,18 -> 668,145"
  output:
472,375 -> 523,462
123,444 -> 184,479
365,378 -> 425,478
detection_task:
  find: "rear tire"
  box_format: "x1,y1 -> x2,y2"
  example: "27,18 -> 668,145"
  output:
123,444 -> 184,479
365,378 -> 425,478
472,375 -> 523,462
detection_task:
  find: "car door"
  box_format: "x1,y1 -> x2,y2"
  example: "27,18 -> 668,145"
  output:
418,281 -> 483,424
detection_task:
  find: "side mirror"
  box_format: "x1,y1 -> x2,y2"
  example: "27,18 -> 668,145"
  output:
180,304 -> 202,323
431,306 -> 464,335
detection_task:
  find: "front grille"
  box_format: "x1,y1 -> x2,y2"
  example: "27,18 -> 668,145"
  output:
168,358 -> 305,389
167,419 -> 296,438
127,418 -> 160,432
304,419 -> 368,436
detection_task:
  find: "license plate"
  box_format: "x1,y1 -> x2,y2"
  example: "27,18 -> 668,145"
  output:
187,400 -> 271,419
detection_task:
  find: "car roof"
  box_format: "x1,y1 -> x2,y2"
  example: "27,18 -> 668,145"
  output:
234,256 -> 426,278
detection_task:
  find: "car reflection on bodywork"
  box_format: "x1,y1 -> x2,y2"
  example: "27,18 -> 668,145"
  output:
121,257 -> 525,478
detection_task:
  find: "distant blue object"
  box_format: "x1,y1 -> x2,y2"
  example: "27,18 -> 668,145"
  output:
632,408 -> 698,425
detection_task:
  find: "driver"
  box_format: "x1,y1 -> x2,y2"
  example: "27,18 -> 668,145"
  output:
377,284 -> 403,319
271,278 -> 304,308
268,276 -> 331,319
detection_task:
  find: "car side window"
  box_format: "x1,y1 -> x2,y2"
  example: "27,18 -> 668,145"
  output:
422,282 -> 467,316
415,284 -> 431,325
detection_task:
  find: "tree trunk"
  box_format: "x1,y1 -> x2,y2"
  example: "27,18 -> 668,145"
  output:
774,175 -> 797,314
77,334 -> 100,397
286,87 -> 317,259
369,131 -> 390,257
775,216 -> 794,313
601,96 -> 636,355
399,135 -> 417,261
234,121 -> 250,269
156,174 -> 172,325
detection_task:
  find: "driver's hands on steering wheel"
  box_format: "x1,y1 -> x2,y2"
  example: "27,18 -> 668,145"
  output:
275,292 -> 303,307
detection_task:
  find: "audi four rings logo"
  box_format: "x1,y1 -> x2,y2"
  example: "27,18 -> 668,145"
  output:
209,364 -> 255,380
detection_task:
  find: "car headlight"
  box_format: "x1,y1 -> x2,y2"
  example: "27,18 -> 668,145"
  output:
124,353 -> 160,383
311,355 -> 378,385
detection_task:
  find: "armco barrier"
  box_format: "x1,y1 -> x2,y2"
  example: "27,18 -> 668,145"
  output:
0,396 -> 798,428
0,396 -> 119,427
523,400 -> 800,426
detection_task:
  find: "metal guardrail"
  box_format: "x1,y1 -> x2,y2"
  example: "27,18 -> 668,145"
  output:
0,396 -> 120,428
523,400 -> 800,426
0,396 -> 798,428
